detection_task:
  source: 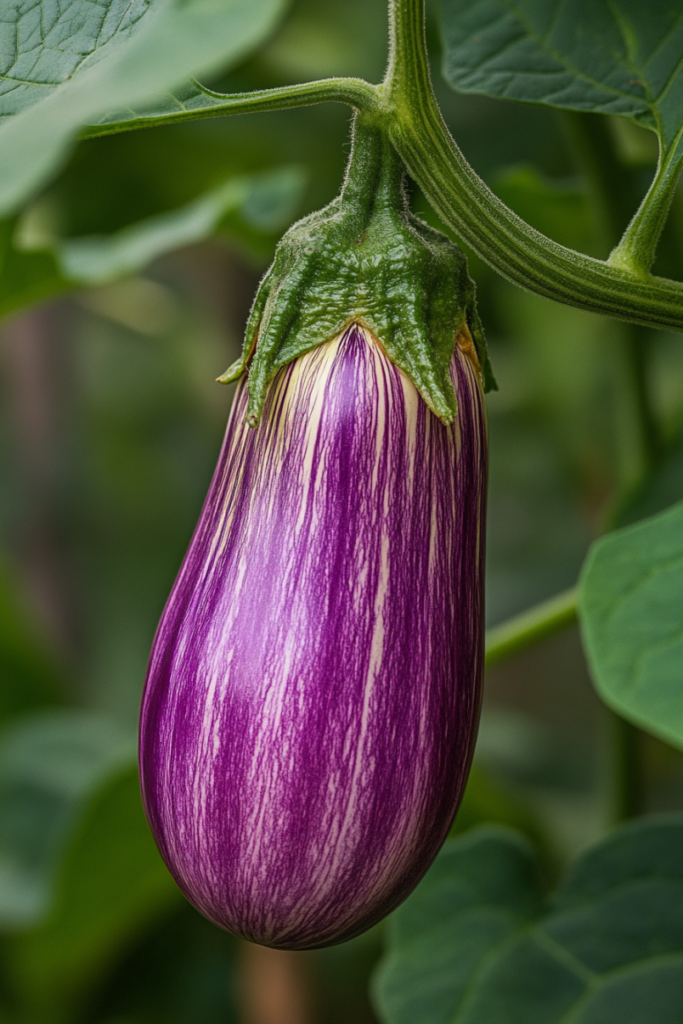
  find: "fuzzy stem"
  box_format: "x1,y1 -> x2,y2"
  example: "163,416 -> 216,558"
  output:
340,116 -> 404,223
81,78 -> 380,139
384,0 -> 683,331
79,0 -> 683,332
610,145 -> 683,276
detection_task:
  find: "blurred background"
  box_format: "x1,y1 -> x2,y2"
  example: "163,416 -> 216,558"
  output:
1,0 -> 683,1021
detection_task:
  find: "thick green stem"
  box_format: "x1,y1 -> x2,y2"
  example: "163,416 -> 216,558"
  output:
485,589 -> 578,668
340,114 -> 404,223
384,0 -> 683,331
80,0 -> 683,332
384,0 -> 431,114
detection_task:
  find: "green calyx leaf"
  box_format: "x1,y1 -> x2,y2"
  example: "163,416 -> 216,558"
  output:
219,115 -> 495,427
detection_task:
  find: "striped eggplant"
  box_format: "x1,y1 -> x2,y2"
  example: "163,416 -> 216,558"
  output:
140,323 -> 487,948
139,117 -> 492,948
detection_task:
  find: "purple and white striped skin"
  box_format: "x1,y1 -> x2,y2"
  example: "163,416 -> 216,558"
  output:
140,324 -> 488,949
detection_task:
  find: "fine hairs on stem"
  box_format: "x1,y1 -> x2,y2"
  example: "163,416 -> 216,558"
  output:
80,0 -> 683,333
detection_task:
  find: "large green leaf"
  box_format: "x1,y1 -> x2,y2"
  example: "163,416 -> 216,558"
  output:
4,756 -> 180,1022
0,0 -> 287,216
373,817 -> 683,1024
1,167 -> 303,318
578,501 -> 683,749
373,828 -> 543,1024
440,0 -> 683,161
37,166 -> 303,285
0,711 -> 135,927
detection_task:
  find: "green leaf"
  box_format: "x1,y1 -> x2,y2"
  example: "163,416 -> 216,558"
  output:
0,0 -> 287,216
2,167 -> 304,317
578,501 -> 683,749
373,816 -> 683,1024
439,0 -> 683,160
50,167 -> 304,286
5,761 -> 179,1022
0,711 -> 135,927
373,828 -> 543,1024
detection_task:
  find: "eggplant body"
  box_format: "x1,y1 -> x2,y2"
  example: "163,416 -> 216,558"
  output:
140,324 -> 487,948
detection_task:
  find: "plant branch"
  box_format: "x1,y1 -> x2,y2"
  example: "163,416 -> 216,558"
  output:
384,0 -> 683,332
81,0 -> 683,332
81,78 -> 380,140
484,588 -> 578,669
609,144 -> 683,276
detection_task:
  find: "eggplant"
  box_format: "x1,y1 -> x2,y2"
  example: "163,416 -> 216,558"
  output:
139,321 -> 487,949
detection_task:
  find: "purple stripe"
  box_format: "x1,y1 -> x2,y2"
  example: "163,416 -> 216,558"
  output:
139,325 -> 488,948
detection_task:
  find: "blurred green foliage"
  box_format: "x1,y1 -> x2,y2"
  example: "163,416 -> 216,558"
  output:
0,562 -> 65,723
0,0 -> 682,1022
